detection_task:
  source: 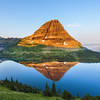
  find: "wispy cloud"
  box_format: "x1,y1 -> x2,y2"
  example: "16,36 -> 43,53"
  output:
67,24 -> 80,28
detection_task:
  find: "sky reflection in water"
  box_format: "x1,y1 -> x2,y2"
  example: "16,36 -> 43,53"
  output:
0,60 -> 100,96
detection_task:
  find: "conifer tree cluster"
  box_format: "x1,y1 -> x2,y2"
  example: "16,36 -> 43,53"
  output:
44,82 -> 73,100
44,82 -> 58,96
0,78 -> 99,100
0,77 -> 39,93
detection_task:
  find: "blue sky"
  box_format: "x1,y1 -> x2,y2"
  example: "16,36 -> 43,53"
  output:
0,0 -> 100,44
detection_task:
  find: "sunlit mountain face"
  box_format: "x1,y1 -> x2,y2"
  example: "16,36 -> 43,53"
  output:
20,61 -> 78,81
18,19 -> 82,48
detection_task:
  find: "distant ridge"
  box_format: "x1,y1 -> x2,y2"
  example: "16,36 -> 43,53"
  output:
18,19 -> 82,48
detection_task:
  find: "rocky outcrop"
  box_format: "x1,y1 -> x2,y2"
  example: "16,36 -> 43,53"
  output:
18,19 -> 82,48
20,61 -> 78,81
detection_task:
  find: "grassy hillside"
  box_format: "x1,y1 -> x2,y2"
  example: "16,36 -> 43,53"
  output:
0,85 -> 63,100
0,81 -> 100,100
0,44 -> 100,63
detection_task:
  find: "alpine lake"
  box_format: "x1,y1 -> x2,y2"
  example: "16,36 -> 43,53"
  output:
0,45 -> 100,97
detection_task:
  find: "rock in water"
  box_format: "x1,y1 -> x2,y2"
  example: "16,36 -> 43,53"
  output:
18,19 -> 82,48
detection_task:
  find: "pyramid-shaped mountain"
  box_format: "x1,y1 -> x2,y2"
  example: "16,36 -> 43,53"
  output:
18,19 -> 82,48
20,62 -> 78,81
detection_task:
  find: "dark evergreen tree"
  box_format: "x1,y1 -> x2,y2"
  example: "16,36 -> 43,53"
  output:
51,82 -> 57,96
76,93 -> 80,99
0,78 -> 39,94
11,77 -> 14,83
44,82 -> 52,96
81,94 -> 92,100
62,90 -> 72,100
62,90 -> 67,99
58,88 -> 61,96
16,80 -> 18,84
5,77 -> 8,82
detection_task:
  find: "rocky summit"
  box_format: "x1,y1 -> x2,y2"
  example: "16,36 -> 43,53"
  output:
18,19 -> 82,48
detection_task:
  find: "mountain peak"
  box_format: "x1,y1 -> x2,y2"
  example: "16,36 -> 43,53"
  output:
18,19 -> 82,48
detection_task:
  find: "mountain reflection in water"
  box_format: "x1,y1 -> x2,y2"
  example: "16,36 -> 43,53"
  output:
1,60 -> 100,96
20,62 -> 78,81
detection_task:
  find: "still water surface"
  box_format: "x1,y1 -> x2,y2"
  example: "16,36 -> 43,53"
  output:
0,60 -> 100,96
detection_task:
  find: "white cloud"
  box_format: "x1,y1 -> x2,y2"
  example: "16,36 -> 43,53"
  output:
67,24 -> 80,28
